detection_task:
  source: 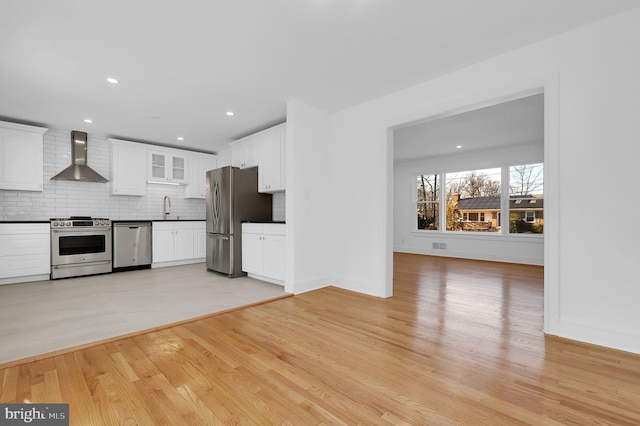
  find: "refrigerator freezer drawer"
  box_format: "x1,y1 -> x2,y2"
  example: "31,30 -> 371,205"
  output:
207,233 -> 234,276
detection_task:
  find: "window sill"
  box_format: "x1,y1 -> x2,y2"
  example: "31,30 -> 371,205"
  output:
410,229 -> 543,242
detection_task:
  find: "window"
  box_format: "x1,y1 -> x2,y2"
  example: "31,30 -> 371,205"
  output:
446,167 -> 501,232
416,174 -> 440,230
509,163 -> 544,234
414,163 -> 543,235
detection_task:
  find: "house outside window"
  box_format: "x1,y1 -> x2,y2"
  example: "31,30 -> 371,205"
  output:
416,163 -> 543,235
509,163 -> 544,234
446,167 -> 501,232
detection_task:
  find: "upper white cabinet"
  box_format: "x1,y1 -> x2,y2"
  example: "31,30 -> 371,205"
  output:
230,134 -> 259,169
148,149 -> 187,184
258,124 -> 286,193
109,139 -> 147,196
185,152 -> 217,199
0,121 -> 48,191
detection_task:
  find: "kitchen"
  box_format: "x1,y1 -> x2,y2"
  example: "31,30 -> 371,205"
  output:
0,120 -> 289,363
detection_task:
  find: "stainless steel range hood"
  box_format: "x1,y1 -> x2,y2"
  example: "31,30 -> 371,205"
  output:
51,131 -> 108,182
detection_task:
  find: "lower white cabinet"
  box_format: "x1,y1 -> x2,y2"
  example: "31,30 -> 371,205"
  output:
0,223 -> 51,285
152,221 -> 205,267
242,223 -> 285,285
193,222 -> 206,259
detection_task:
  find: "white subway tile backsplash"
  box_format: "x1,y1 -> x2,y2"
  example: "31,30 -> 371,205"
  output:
1,127 -> 285,222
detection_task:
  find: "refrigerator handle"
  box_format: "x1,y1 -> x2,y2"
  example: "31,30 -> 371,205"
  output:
213,180 -> 221,225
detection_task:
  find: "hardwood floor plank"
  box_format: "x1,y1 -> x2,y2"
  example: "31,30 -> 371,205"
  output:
2,253 -> 640,425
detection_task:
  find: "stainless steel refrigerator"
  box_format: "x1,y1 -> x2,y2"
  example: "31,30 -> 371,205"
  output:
205,166 -> 272,277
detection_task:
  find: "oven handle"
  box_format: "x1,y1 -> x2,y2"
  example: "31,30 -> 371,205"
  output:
52,260 -> 112,269
52,228 -> 111,233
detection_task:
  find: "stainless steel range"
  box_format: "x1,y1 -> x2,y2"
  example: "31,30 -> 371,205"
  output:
50,216 -> 112,279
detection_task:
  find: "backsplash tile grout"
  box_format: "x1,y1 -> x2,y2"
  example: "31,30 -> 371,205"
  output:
1,128 -> 285,222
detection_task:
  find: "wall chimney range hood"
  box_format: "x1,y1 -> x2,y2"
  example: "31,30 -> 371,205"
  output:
51,131 -> 108,182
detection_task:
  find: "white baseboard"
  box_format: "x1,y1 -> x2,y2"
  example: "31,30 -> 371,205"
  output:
331,276 -> 388,298
291,276 -> 330,295
394,247 -> 543,266
559,319 -> 640,355
151,258 -> 204,269
0,274 -> 50,286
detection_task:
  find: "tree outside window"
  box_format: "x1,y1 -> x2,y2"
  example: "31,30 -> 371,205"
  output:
417,174 -> 439,230
509,163 -> 543,234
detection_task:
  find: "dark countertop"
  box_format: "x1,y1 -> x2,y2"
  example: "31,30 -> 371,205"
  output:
0,220 -> 50,224
242,221 -> 286,224
113,219 -> 205,222
1,219 -> 206,224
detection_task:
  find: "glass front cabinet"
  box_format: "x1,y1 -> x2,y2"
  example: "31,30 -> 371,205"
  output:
148,150 -> 187,184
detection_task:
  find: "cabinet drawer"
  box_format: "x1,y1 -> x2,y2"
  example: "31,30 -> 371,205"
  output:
0,224 -> 50,234
0,233 -> 50,256
242,223 -> 264,234
263,224 -> 285,236
0,253 -> 50,278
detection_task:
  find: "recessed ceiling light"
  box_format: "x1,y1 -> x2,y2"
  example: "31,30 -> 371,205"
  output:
177,137 -> 184,141
84,119 -> 93,124
226,111 -> 234,116
106,77 -> 119,84
456,145 -> 463,149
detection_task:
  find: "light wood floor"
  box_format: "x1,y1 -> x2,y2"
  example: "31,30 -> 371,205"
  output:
2,253 -> 640,425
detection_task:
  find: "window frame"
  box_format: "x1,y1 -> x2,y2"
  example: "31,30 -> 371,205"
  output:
414,162 -> 543,237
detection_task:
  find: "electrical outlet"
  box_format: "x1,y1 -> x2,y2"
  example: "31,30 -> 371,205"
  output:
432,242 -> 439,249
439,243 -> 447,250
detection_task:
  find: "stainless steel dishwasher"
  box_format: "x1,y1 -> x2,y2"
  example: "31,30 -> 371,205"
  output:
113,222 -> 152,271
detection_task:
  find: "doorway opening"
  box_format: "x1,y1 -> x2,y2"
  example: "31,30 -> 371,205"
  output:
386,82 -> 558,335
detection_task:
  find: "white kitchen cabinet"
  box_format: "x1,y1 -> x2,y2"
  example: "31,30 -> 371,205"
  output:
230,133 -> 259,169
0,121 -> 47,192
193,221 -> 206,259
109,139 -> 147,196
148,149 -> 187,184
0,223 -> 51,285
258,123 -> 286,193
185,152 -> 217,199
242,223 -> 286,285
152,221 -> 205,267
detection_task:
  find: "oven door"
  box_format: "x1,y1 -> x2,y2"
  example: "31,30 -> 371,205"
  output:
51,227 -> 112,266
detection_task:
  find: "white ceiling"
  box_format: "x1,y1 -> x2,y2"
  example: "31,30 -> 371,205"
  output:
393,93 -> 544,162
1,1 -> 638,154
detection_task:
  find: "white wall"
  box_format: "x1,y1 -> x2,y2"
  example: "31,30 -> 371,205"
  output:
325,7 -> 640,353
394,143 -> 544,265
285,100 -> 331,294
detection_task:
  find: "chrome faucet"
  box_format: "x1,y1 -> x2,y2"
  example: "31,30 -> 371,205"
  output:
163,195 -> 171,219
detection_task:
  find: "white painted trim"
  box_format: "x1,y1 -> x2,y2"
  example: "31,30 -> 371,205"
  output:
559,319 -> 640,355
151,258 -> 204,268
0,274 -> 50,286
333,276 -> 388,298
386,72 -> 560,336
246,273 -> 284,287
291,276 -> 330,295
394,247 -> 543,266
